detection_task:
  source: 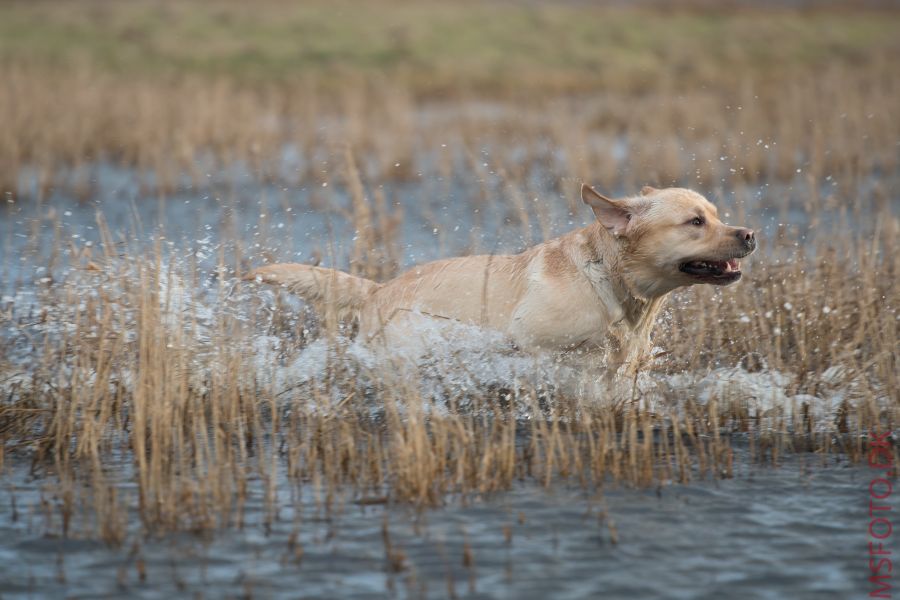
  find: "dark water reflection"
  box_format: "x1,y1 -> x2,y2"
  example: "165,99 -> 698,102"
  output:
0,451 -> 872,599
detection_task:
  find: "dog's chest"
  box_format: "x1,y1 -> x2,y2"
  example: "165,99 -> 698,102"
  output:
583,261 -> 626,324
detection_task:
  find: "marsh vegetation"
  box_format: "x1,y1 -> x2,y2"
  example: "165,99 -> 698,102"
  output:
0,0 -> 897,596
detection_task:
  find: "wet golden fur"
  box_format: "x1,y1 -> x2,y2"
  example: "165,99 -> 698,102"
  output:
248,185 -> 756,373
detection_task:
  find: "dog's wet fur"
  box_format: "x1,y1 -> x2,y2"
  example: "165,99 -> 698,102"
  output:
248,185 -> 756,374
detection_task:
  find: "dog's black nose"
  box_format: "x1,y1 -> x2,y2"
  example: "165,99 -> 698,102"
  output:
736,228 -> 756,249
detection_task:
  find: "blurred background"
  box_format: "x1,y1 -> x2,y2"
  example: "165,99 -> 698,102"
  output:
2,0 -> 897,196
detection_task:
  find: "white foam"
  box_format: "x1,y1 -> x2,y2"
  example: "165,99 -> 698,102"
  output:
0,256 -> 891,433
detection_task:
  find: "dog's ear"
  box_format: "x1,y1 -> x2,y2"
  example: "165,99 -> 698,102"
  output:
581,184 -> 634,237
641,186 -> 658,196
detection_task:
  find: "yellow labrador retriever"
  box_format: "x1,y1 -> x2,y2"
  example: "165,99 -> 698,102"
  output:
248,185 -> 756,373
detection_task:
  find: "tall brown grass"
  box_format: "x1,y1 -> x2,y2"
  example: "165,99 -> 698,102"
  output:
0,3 -> 897,547
2,63 -> 898,200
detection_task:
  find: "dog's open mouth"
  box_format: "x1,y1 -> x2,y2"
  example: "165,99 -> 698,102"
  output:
679,258 -> 742,283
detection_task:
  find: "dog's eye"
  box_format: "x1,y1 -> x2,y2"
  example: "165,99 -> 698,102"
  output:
690,217 -> 705,226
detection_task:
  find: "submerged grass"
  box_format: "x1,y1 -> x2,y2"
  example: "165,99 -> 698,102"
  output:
1,147 -> 896,543
0,0 -> 897,550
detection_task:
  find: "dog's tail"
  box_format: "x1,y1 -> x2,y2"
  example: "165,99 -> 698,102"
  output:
245,263 -> 381,317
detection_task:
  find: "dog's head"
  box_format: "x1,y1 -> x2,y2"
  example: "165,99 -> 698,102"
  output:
582,184 -> 756,298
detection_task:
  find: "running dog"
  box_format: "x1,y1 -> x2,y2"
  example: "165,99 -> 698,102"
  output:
247,185 -> 756,373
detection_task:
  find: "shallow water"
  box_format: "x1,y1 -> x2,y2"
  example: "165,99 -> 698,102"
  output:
2,159 -> 893,292
0,451 -> 877,599
1,160 -> 896,599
